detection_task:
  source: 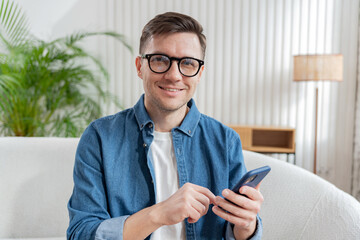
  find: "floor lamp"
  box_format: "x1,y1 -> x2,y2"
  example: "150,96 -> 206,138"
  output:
293,54 -> 343,174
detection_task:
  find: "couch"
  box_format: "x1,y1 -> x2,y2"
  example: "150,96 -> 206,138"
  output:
1,137 -> 359,239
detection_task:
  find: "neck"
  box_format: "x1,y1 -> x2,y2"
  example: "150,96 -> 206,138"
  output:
147,105 -> 189,132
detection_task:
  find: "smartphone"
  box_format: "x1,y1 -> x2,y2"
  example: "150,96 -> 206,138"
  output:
231,165 -> 271,194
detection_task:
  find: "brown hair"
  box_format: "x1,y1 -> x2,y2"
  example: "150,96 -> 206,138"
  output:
139,12 -> 206,59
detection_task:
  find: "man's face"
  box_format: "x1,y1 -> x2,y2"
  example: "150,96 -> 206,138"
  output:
136,32 -> 204,115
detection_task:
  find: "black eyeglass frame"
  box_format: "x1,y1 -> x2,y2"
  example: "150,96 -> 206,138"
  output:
141,53 -> 204,77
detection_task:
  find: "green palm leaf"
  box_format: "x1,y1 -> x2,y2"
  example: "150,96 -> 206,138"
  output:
0,0 -> 131,137
0,0 -> 29,47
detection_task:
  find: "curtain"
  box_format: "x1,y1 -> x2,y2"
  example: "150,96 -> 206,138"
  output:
352,10 -> 360,201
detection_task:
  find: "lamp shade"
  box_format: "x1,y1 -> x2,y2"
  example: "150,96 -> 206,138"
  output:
293,54 -> 343,82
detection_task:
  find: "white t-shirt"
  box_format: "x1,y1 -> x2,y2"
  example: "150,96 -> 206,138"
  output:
150,131 -> 186,240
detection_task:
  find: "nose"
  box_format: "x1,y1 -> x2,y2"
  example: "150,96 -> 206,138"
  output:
164,61 -> 182,81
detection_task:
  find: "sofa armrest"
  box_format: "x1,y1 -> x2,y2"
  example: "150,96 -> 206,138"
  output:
243,150 -> 360,239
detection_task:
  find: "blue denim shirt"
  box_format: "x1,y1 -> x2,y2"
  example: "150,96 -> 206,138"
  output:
67,95 -> 262,240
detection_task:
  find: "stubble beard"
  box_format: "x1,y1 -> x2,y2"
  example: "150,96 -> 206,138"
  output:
152,97 -> 189,114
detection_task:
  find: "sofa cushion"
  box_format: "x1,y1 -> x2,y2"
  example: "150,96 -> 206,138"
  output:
0,137 -> 79,239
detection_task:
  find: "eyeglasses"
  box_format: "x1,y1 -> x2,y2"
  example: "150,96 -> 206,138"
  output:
141,54 -> 204,77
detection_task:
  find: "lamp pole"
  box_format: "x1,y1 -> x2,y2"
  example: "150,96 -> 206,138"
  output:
314,87 -> 319,174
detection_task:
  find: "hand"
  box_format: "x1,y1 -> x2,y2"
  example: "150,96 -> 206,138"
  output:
212,184 -> 264,240
153,182 -> 216,226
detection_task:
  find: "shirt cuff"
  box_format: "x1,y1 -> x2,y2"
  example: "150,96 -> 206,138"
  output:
225,215 -> 263,240
95,215 -> 130,240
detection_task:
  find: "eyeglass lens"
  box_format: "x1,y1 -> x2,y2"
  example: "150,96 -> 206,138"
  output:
149,55 -> 200,76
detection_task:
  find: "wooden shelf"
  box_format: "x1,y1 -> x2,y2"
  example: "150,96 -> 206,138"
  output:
229,125 -> 296,153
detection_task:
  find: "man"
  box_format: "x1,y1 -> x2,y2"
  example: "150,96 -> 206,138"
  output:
67,12 -> 263,240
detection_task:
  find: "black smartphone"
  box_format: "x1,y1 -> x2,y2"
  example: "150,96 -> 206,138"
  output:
231,165 -> 271,194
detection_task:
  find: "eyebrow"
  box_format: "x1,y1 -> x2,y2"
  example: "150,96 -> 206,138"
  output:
148,52 -> 199,59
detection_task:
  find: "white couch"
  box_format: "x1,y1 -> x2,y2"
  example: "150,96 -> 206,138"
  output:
1,137 -> 360,239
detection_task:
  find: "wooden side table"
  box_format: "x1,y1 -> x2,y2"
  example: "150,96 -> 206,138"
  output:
229,125 -> 296,162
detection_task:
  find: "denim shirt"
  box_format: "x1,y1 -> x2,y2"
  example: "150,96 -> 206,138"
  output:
67,95 -> 262,240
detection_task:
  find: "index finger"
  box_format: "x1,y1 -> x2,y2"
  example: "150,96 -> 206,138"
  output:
239,185 -> 263,202
192,184 -> 216,204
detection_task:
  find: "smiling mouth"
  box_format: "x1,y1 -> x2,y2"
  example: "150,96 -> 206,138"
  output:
159,86 -> 182,92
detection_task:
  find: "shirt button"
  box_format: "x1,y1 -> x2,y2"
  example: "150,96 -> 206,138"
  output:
143,143 -> 147,148
140,124 -> 144,128
148,123 -> 153,128
188,130 -> 191,134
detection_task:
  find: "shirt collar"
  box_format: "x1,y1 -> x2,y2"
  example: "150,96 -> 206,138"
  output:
134,94 -> 153,131
175,99 -> 201,137
133,94 -> 201,137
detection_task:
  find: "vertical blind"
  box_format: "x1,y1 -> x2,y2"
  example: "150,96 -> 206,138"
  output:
96,0 -> 359,194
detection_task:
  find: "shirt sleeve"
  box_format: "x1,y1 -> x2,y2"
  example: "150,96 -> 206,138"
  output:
225,216 -> 263,240
67,123 -> 128,240
94,216 -> 130,239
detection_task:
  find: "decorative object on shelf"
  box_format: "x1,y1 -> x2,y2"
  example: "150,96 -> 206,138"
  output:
0,0 -> 132,137
293,54 -> 343,174
229,125 -> 296,154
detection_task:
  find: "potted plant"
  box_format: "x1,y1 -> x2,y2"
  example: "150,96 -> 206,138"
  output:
0,0 -> 131,137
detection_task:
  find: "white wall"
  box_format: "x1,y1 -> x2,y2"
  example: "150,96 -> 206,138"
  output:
18,0 -> 360,195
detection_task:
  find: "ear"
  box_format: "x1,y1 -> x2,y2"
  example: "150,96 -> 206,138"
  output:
197,65 -> 205,82
135,56 -> 143,79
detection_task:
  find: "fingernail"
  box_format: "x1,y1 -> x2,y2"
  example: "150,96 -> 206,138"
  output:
223,189 -> 229,197
240,187 -> 246,194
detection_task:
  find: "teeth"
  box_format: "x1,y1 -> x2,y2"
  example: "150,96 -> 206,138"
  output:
162,87 -> 181,92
